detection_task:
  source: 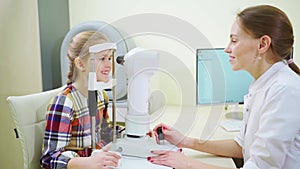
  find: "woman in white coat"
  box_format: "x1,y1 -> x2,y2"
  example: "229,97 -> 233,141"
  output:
150,5 -> 300,169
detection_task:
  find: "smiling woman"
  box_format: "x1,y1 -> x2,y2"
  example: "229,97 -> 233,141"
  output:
150,5 -> 300,169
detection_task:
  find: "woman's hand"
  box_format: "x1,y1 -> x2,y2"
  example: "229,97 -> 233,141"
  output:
153,123 -> 187,147
148,150 -> 192,169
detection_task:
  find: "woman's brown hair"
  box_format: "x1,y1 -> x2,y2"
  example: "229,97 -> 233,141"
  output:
237,5 -> 300,75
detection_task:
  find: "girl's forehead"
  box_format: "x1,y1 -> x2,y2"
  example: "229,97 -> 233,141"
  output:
95,49 -> 114,57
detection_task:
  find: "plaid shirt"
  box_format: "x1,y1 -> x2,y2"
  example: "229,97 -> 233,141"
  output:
40,84 -> 113,169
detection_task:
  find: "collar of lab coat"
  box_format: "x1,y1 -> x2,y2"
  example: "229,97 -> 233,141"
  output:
249,61 -> 287,93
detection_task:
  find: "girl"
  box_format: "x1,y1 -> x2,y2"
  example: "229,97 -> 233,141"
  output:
41,31 -> 120,169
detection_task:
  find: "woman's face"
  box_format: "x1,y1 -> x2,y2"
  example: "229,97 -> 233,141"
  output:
94,49 -> 113,82
224,20 -> 260,72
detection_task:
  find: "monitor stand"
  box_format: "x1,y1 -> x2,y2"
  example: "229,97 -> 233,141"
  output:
224,103 -> 243,120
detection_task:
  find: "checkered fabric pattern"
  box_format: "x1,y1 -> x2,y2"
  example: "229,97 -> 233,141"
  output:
40,84 -> 113,169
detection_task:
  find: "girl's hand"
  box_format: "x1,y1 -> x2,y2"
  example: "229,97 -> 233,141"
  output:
88,151 -> 121,169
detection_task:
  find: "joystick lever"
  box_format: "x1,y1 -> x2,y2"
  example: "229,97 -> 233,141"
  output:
156,127 -> 164,144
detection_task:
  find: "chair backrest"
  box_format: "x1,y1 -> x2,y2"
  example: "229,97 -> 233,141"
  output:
6,86 -> 64,169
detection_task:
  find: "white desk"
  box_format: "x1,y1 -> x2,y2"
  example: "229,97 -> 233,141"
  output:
110,105 -> 239,168
152,105 -> 239,167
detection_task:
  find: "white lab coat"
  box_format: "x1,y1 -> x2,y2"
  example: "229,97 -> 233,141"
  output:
234,61 -> 300,169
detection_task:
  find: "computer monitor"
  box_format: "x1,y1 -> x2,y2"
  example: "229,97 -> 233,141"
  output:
196,48 -> 253,110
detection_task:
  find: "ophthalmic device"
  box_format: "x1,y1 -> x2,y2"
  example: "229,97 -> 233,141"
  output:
88,45 -> 176,168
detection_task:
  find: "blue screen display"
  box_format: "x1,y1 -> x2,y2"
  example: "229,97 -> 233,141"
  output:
196,48 -> 253,105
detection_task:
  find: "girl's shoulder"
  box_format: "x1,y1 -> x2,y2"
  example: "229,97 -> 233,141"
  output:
50,85 -> 76,107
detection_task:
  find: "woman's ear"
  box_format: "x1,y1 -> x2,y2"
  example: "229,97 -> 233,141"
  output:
74,57 -> 86,72
258,35 -> 271,54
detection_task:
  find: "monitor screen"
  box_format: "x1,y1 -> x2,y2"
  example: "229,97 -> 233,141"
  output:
196,48 -> 253,105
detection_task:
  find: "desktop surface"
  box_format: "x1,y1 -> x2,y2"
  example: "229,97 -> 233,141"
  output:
109,105 -> 238,168
119,156 -> 171,169
151,105 -> 238,167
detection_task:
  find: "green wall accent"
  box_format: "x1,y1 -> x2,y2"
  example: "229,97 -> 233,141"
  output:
38,0 -> 69,90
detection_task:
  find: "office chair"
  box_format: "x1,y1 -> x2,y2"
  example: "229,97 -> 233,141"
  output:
6,86 -> 64,169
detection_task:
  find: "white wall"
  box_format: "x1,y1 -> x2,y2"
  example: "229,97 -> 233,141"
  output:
0,0 -> 42,168
69,0 -> 300,106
